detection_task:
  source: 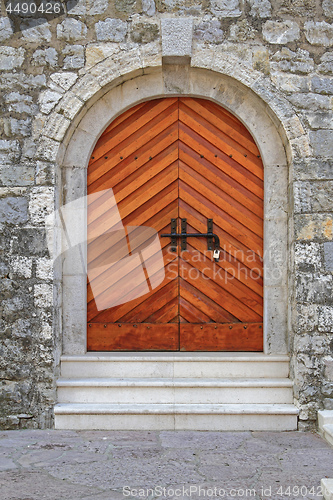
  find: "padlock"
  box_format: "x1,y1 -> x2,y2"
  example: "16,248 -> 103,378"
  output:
213,249 -> 220,259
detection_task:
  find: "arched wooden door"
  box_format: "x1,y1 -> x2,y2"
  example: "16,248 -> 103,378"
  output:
87,97 -> 264,351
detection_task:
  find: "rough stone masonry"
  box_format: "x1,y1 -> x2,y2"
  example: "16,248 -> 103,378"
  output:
0,0 -> 333,429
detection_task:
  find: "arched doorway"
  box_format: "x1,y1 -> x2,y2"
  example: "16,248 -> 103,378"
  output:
86,97 -> 264,351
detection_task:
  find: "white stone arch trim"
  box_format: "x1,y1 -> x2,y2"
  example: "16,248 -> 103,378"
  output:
38,45 -> 309,165
38,50 -> 303,356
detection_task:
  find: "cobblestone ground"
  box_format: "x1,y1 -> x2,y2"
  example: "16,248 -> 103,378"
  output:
0,430 -> 332,500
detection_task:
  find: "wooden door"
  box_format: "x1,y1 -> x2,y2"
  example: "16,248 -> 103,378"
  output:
87,97 -> 264,351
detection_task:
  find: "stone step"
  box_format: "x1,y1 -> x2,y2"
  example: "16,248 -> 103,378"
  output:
318,410 -> 333,428
54,403 -> 298,431
60,353 -> 290,379
57,377 -> 294,404
323,424 -> 333,447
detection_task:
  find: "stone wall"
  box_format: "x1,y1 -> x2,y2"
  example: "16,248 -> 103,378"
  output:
0,0 -> 333,428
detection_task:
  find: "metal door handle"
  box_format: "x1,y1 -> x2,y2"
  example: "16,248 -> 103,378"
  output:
161,219 -> 220,261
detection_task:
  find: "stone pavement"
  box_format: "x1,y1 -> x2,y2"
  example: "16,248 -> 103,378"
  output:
0,430 -> 333,500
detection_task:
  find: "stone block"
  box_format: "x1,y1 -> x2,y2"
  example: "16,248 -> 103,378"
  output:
294,242 -> 322,268
29,187 -> 54,225
318,51 -> 333,74
324,242 -> 333,271
293,334 -> 328,354
0,47 -> 25,70
63,45 -> 85,70
11,228 -> 49,257
322,382 -> 333,397
85,43 -> 119,69
194,19 -> 224,44
312,182 -> 333,212
293,304 -> 318,333
252,47 -> 270,75
67,0 -> 108,15
32,48 -> 58,68
270,48 -> 314,74
10,256 -> 32,279
264,165 -> 288,219
0,16 -> 13,42
304,21 -> 333,46
36,258 -> 53,281
295,214 -> 333,241
43,113 -> 71,142
0,140 -> 20,165
4,92 -> 37,115
264,286 -> 288,353
293,159 -> 333,180
0,197 -> 28,225
34,284 -> 53,308
324,358 -> 333,381
55,91 -> 83,121
229,20 -> 256,42
323,398 -> 333,409
0,166 -> 34,187
290,135 -> 311,160
262,20 -> 300,44
21,18 -> 52,43
142,0 -> 156,16
73,73 -> 102,102
49,72 -> 78,91
287,93 -> 331,111
36,137 -> 60,162
38,90 -> 62,115
318,306 -> 333,332
305,111 -> 333,130
35,161 -> 55,186
95,18 -> 128,42
140,41 -> 162,69
310,130 -> 333,159
271,74 -> 310,93
296,273 -> 333,304
9,118 -> 32,137
161,18 -> 193,64
57,19 -> 87,41
62,127 -> 95,168
312,76 -> 333,94
323,0 -> 333,18
248,0 -> 271,18
62,275 -> 86,355
131,22 -> 159,44
210,0 -> 242,17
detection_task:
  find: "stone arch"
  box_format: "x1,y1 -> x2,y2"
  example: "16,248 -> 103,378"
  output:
42,53 -> 303,356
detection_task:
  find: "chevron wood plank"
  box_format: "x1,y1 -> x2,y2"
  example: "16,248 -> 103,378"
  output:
179,97 -> 260,156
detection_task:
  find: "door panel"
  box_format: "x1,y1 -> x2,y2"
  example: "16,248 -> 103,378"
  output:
87,97 -> 264,351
